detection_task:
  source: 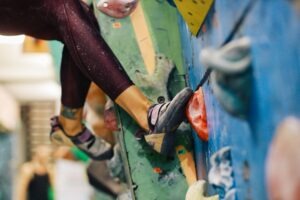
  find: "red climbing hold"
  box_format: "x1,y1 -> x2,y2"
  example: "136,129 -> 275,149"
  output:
185,88 -> 209,142
153,167 -> 163,174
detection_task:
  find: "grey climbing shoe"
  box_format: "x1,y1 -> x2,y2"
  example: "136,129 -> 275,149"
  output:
144,87 -> 193,155
50,116 -> 74,147
50,116 -> 113,160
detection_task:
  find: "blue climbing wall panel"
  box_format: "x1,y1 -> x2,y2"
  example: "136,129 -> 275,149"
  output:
0,133 -> 12,200
180,0 -> 300,199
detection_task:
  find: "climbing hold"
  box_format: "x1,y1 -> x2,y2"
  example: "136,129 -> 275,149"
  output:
104,99 -> 119,131
153,167 -> 163,174
96,0 -> 138,19
266,117 -> 300,200
186,87 -> 209,141
112,21 -> 122,29
173,0 -> 214,36
200,37 -> 252,118
185,180 -> 219,200
208,147 -> 236,200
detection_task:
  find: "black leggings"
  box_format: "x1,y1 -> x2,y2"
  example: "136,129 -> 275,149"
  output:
0,0 -> 133,108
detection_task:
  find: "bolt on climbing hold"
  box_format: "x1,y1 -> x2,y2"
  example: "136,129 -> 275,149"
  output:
153,167 -> 163,174
200,37 -> 252,119
96,0 -> 139,19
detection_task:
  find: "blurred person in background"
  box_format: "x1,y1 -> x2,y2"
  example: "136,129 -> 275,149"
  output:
52,146 -> 94,200
54,145 -> 129,199
16,146 -> 53,200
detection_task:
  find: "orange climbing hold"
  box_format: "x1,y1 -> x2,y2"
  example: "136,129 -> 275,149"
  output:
186,88 -> 209,141
153,167 -> 163,174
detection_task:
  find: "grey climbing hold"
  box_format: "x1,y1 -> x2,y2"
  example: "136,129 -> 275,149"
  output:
200,37 -> 252,118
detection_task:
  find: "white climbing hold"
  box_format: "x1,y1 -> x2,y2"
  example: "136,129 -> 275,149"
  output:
185,180 -> 219,200
200,37 -> 251,74
208,147 -> 234,192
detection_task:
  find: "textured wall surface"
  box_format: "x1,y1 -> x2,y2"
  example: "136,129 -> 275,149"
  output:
180,0 -> 300,199
95,1 -> 192,199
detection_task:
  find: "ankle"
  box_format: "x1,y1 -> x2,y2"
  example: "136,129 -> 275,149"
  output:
59,117 -> 83,137
134,102 -> 151,131
59,105 -> 84,136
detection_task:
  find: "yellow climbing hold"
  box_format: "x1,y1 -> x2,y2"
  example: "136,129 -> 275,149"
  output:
174,0 -> 214,36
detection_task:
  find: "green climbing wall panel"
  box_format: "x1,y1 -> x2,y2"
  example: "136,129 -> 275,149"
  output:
94,1 -> 192,199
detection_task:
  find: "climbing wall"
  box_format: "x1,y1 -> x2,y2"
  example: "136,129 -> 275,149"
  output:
179,0 -> 300,199
94,1 -> 193,199
0,133 -> 12,200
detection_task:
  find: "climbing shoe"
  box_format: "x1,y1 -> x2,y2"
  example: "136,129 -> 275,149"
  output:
50,116 -> 74,146
50,116 -> 113,160
144,87 -> 193,155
